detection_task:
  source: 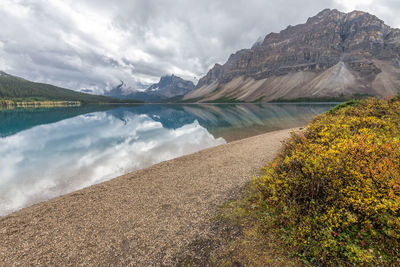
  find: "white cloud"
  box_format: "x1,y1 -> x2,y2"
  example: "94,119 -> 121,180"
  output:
334,0 -> 400,27
334,0 -> 374,11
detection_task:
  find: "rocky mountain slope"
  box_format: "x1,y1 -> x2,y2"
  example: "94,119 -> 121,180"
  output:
184,9 -> 400,102
106,75 -> 195,102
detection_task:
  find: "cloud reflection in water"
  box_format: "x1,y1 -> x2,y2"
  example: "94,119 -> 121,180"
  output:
0,111 -> 225,216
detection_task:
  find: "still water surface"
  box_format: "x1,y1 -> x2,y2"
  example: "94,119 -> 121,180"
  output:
0,103 -> 336,215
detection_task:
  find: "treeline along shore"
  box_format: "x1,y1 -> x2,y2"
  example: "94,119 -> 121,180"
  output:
0,99 -> 81,109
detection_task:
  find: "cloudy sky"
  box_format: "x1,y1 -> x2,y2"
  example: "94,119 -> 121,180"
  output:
1,0 -> 400,94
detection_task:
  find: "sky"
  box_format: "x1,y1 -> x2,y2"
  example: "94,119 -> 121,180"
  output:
1,0 -> 400,94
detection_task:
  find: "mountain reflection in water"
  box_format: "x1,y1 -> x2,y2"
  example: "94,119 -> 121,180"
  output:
0,103 -> 335,215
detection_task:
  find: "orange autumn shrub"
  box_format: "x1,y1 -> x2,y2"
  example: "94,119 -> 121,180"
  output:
256,97 -> 400,265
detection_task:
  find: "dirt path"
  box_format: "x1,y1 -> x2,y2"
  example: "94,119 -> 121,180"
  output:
0,129 -> 292,266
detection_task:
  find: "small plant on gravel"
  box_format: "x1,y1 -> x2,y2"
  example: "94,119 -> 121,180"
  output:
255,97 -> 400,265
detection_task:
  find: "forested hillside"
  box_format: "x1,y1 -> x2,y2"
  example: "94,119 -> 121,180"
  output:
0,71 -> 141,104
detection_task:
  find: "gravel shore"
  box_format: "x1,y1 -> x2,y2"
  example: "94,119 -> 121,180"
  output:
0,128 -> 292,266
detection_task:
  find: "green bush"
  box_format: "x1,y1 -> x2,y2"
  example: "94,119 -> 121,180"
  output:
255,98 -> 400,265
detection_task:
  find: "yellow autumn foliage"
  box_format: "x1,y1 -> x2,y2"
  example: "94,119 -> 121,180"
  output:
256,97 -> 400,265
0,99 -> 81,109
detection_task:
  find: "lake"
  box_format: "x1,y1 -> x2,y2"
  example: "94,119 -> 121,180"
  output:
0,103 -> 336,216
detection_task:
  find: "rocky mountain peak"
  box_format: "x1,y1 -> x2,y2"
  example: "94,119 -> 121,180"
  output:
146,74 -> 195,98
157,74 -> 181,88
251,36 -> 264,49
316,8 -> 342,16
196,63 -> 224,88
184,9 -> 400,102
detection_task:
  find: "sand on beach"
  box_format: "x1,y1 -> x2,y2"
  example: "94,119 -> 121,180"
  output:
0,128 -> 293,266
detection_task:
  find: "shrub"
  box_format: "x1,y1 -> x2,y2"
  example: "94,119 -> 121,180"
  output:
256,98 -> 400,265
325,99 -> 361,114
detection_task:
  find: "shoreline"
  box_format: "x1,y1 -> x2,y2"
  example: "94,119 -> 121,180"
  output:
0,128 -> 294,265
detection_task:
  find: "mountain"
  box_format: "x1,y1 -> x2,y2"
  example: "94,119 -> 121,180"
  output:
184,9 -> 400,102
146,74 -> 195,98
0,71 -> 141,104
251,36 -> 264,49
105,75 -> 195,102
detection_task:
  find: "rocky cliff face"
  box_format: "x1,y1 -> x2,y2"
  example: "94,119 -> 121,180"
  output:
146,74 -> 195,98
185,9 -> 400,102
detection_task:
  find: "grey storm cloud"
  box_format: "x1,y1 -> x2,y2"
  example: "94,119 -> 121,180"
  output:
0,0 -> 399,94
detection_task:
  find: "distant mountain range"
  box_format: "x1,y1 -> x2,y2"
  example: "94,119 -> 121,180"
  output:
184,9 -> 400,102
105,75 -> 195,102
0,71 -> 141,104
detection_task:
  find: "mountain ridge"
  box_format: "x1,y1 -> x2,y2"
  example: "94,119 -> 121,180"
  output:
105,74 -> 195,102
184,9 -> 400,102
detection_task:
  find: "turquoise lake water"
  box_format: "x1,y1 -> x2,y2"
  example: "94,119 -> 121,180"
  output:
0,103 -> 336,216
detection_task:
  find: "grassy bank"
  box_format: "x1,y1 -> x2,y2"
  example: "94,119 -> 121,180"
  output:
214,97 -> 400,266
